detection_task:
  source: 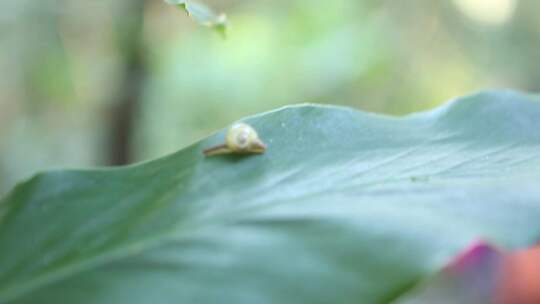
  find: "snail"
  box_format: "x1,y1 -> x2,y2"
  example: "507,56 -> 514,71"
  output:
203,122 -> 267,156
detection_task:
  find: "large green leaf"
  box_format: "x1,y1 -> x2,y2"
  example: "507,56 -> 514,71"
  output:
1,91 -> 540,304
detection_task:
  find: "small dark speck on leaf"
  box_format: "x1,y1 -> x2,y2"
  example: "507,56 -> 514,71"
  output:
410,176 -> 430,182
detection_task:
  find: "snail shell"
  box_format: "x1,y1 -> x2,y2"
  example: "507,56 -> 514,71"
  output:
203,123 -> 266,156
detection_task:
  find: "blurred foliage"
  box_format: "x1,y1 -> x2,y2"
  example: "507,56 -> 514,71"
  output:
0,0 -> 539,194
165,0 -> 228,37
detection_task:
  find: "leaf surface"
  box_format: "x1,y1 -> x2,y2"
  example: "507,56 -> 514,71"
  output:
1,91 -> 540,304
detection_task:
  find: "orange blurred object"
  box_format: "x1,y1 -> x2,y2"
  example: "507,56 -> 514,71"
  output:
496,245 -> 540,304
396,241 -> 540,304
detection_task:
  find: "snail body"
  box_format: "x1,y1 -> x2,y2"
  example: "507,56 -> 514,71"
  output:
203,123 -> 266,156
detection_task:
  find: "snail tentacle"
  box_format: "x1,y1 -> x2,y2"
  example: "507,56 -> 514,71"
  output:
203,144 -> 231,156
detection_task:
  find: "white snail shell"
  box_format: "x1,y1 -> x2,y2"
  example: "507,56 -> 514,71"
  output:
226,123 -> 266,153
203,122 -> 266,156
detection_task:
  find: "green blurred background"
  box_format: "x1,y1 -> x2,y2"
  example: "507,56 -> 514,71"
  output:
0,0 -> 539,195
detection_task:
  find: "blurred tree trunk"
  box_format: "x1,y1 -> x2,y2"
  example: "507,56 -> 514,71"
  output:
108,0 -> 147,165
